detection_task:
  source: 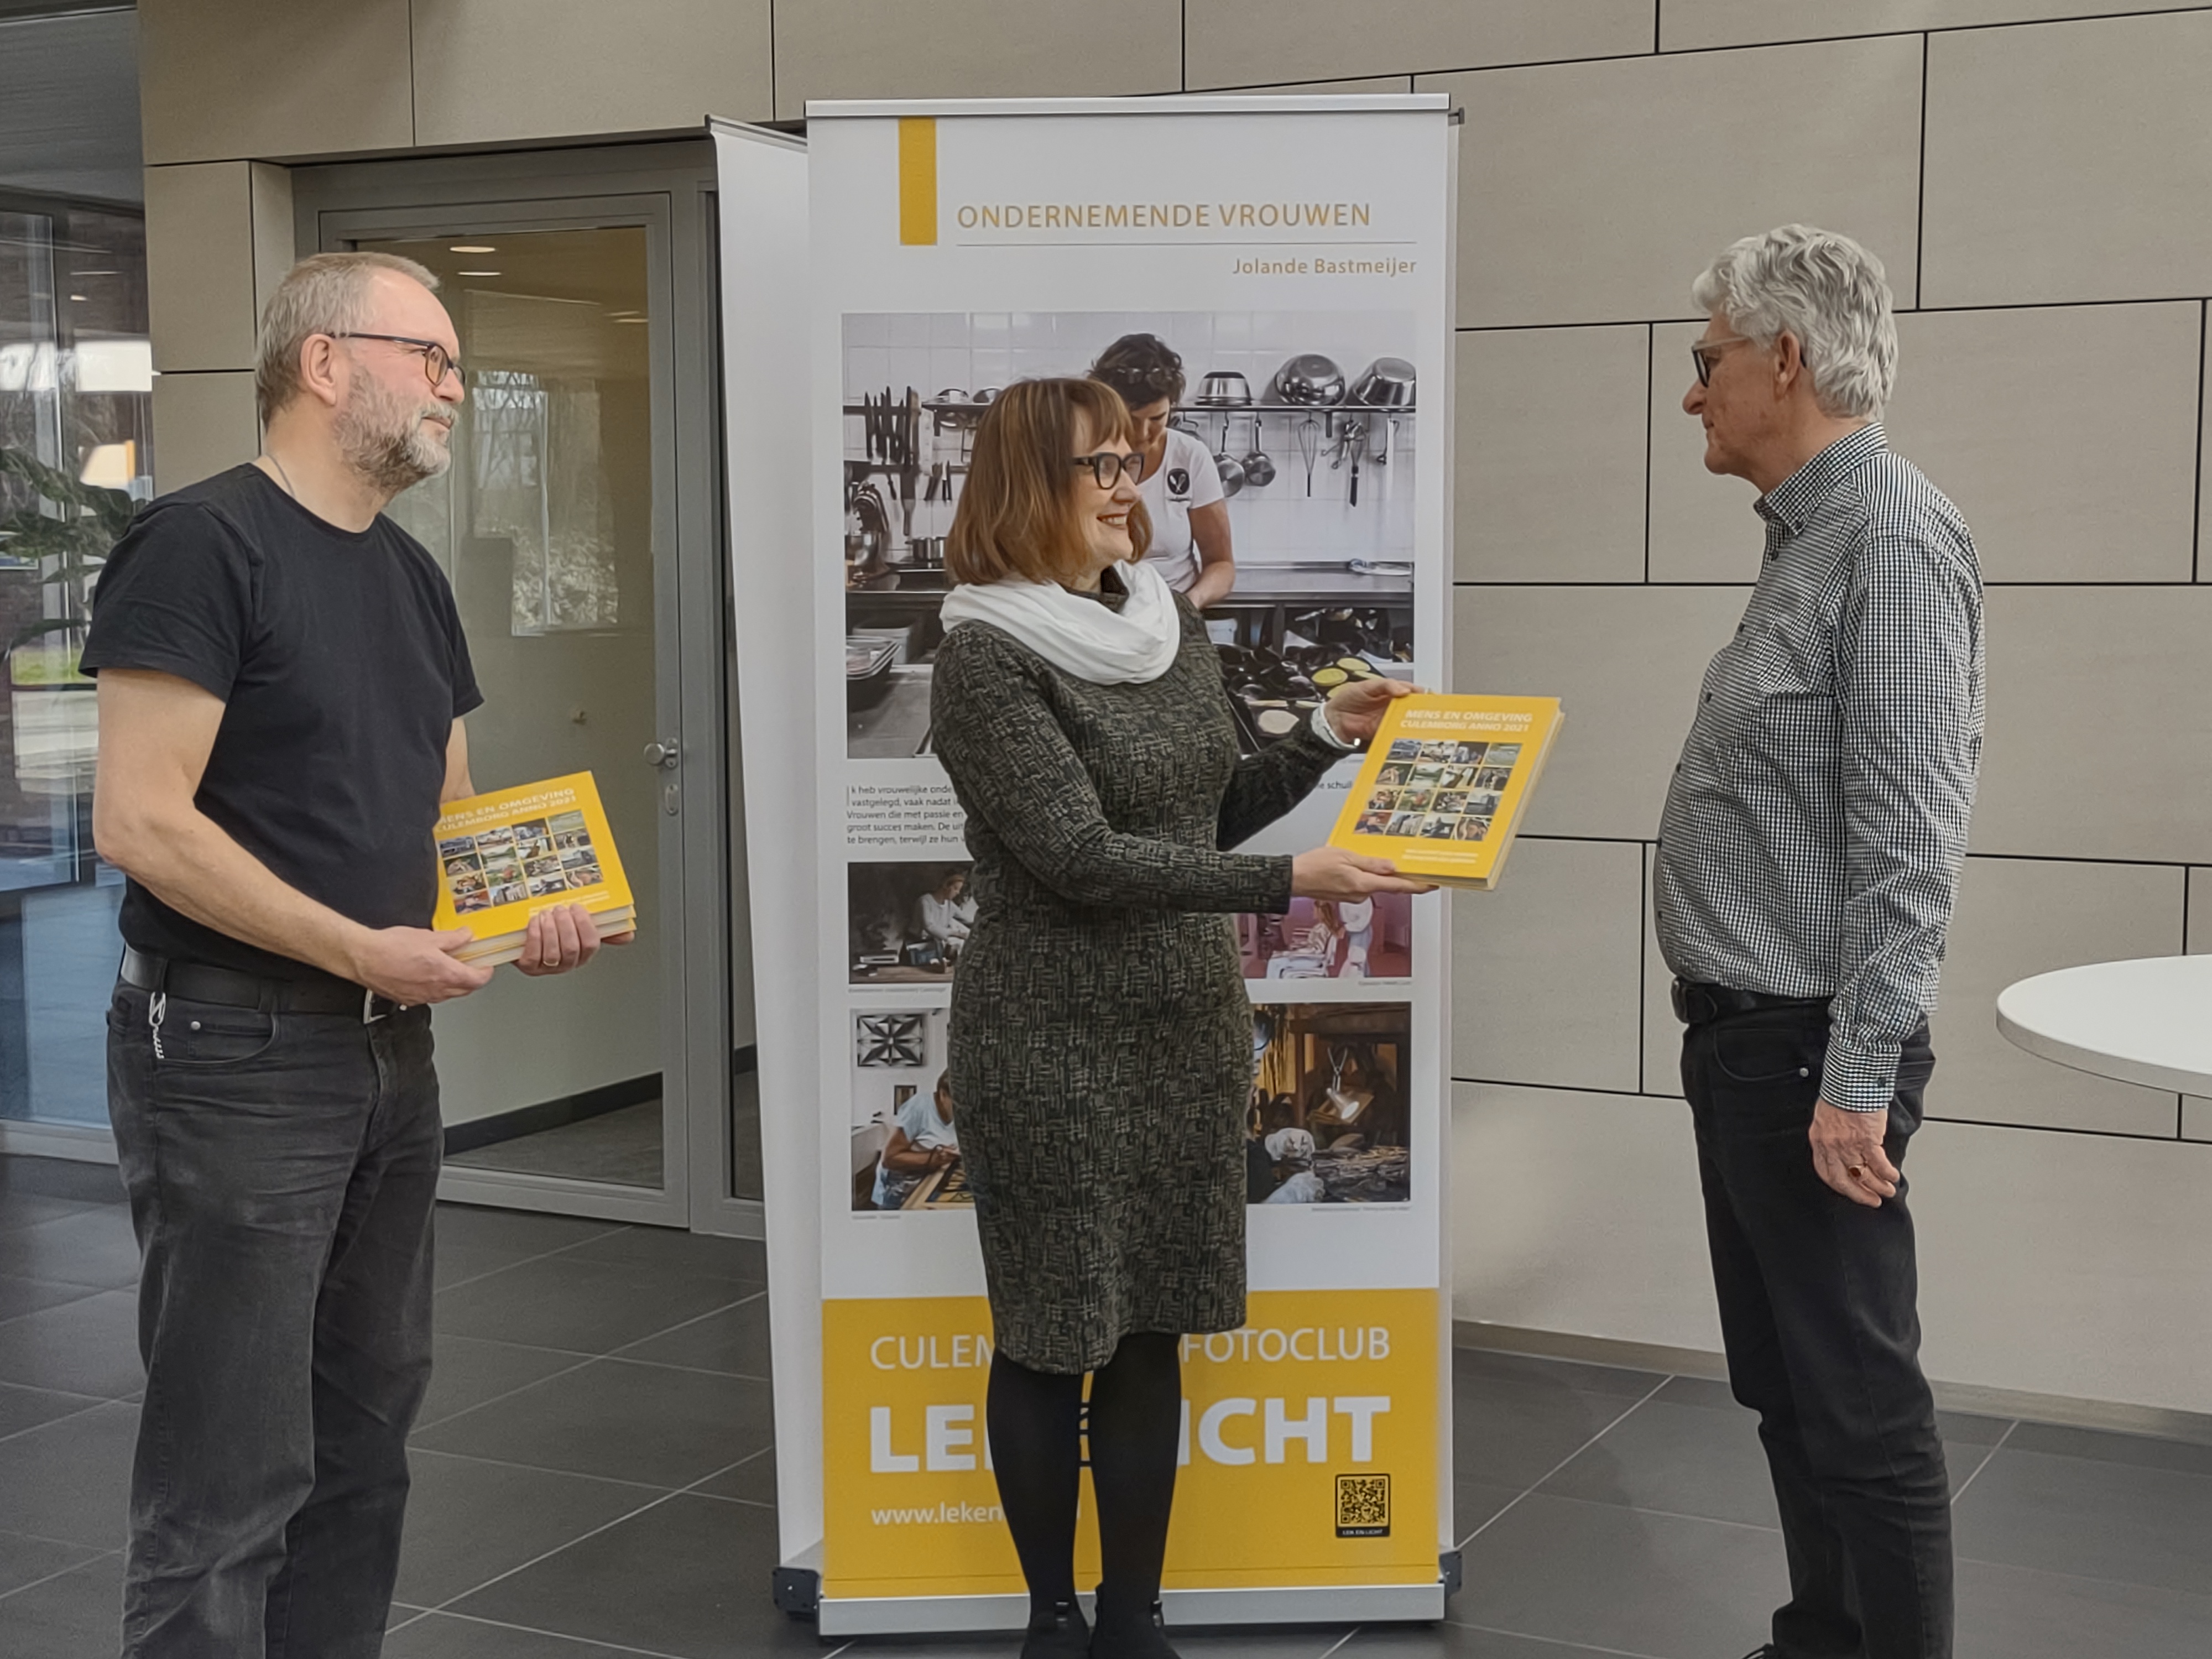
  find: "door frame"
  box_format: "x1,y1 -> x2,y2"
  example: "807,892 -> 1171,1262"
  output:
293,143 -> 757,1234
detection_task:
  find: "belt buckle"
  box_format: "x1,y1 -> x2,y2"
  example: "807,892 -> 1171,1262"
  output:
363,987 -> 385,1025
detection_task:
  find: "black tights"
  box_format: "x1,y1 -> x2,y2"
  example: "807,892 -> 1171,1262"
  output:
987,1333 -> 1181,1625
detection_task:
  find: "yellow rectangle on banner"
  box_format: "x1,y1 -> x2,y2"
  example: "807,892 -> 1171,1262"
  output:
898,118 -> 937,245
822,1288 -> 1439,1600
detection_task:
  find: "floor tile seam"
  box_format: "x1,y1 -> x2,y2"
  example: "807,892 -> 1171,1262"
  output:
0,1522 -> 116,1554
1946,1417 -> 2016,1505
601,1286 -> 769,1357
1437,1617 -> 1668,1659
1519,1487 -> 1790,1537
685,1489 -> 775,1511
430,1223 -> 642,1296
0,1392 -> 123,1449
407,1352 -> 602,1434
594,1351 -> 773,1385
1950,1547 -> 2212,1606
404,1442 -> 677,1494
0,1545 -> 121,1606
421,1452 -> 764,1618
1457,1373 -> 1674,1548
1977,1433 -> 2212,1485
402,1605 -> 698,1658
1316,1628 -> 1360,1658
0,1282 -> 115,1331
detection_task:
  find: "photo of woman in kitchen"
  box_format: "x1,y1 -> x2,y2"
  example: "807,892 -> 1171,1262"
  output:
847,860 -> 973,982
1087,332 -> 1235,606
1247,1003 -> 1412,1204
927,375 -> 1430,1659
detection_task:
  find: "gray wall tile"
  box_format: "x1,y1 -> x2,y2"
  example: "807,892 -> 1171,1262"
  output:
1661,1 -> 2209,53
2192,869 -> 2211,955
138,0 -> 413,165
1452,1082 -> 1723,1346
151,372 -> 259,494
1452,837 -> 1645,1094
1974,588 -> 2212,866
773,0 -> 1183,120
1457,325 -> 1650,583
1454,584 -> 1746,840
1932,857 -> 2185,1136
1642,843 -> 1682,1097
144,163 -> 257,373
1646,319 -> 1762,582
2186,1097 -> 2210,1141
248,163 -> 297,331
1883,304 -> 2203,584
1922,12 -> 2212,307
1187,0 -> 1653,91
1430,33 -> 1922,328
413,0 -> 774,145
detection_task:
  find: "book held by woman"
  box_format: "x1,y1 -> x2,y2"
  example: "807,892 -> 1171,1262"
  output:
431,771 -> 635,963
1327,693 -> 1564,889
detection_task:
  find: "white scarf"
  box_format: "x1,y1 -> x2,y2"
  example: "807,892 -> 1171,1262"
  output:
939,559 -> 1182,685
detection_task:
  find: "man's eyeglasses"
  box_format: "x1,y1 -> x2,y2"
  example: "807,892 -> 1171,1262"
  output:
1071,451 -> 1145,488
1689,335 -> 1754,388
335,332 -> 467,390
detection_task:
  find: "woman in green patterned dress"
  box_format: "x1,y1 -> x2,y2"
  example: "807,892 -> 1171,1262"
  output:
930,379 -> 1428,1659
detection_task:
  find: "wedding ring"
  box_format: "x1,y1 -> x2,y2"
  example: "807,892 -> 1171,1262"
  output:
1845,1164 -> 1867,1180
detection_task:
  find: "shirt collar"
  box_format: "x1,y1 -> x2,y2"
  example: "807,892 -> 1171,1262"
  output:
1755,422 -> 1887,536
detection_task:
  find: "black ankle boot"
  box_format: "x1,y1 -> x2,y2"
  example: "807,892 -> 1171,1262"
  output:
1020,1597 -> 1089,1659
1089,1593 -> 1178,1659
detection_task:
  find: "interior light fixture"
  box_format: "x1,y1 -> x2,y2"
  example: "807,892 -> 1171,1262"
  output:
68,294 -> 88,302
613,317 -> 649,325
449,244 -> 497,254
457,269 -> 502,276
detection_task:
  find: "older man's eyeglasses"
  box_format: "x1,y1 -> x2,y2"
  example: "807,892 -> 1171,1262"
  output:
1071,451 -> 1145,488
1689,335 -> 1753,388
336,332 -> 467,390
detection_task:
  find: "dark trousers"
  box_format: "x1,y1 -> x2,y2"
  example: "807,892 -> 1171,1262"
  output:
106,981 -> 442,1659
1681,1001 -> 1952,1659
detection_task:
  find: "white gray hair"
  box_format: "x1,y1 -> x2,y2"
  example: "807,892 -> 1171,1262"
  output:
255,251 -> 440,425
1691,225 -> 1897,418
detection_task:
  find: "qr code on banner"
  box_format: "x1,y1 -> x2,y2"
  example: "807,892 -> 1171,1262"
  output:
1334,1473 -> 1391,1538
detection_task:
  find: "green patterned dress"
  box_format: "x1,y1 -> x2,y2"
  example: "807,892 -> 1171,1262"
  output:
930,591 -> 1342,1374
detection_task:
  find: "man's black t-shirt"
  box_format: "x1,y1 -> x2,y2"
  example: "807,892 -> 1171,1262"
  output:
81,464 -> 482,985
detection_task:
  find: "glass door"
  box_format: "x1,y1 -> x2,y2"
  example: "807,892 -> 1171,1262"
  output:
330,204 -> 696,1224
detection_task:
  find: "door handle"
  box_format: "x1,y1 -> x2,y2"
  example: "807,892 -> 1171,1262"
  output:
643,738 -> 680,770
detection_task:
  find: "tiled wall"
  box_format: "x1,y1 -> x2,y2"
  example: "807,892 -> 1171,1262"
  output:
136,2 -> 2212,1410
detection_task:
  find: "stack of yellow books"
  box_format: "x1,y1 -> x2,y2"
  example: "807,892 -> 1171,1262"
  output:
1327,694 -> 1565,889
432,771 -> 636,964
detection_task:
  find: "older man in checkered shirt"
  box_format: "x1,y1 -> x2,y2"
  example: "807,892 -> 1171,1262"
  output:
1657,225 -> 1985,1659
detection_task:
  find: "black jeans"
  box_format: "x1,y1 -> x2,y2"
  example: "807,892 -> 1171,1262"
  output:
1681,1001 -> 1951,1659
106,981 -> 442,1659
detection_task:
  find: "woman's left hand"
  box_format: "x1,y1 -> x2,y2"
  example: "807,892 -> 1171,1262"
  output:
1321,677 -> 1418,746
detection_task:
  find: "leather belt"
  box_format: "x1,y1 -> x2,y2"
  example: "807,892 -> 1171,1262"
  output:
119,946 -> 401,1023
1671,977 -> 1830,1029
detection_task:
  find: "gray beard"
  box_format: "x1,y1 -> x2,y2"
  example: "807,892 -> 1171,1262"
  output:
335,380 -> 452,495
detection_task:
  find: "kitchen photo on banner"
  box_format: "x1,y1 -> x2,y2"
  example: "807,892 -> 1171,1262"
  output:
725,93 -> 1459,1636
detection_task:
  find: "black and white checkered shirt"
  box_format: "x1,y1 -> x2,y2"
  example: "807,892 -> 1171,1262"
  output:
1655,424 -> 1985,1111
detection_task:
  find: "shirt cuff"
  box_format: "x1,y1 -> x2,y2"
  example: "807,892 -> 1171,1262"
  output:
1310,701 -> 1359,751
1820,1029 -> 1901,1112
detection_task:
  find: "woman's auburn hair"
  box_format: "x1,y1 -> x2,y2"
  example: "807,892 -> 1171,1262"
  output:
946,378 -> 1153,586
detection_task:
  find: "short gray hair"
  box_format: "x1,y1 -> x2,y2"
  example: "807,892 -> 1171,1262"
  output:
255,251 -> 440,424
1691,225 -> 1897,418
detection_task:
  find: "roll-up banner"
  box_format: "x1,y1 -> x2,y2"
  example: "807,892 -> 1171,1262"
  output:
719,95 -> 1459,1637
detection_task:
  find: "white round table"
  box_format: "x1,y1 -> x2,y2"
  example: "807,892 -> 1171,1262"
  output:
1996,954 -> 2212,1095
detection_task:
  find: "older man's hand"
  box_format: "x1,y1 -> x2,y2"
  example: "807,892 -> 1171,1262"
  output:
1809,1100 -> 1900,1207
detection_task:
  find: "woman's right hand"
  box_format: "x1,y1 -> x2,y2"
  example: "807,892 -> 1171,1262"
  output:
1289,847 -> 1436,900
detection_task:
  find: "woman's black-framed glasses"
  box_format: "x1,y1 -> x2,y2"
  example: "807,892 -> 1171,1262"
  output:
1071,451 -> 1145,488
336,332 -> 467,390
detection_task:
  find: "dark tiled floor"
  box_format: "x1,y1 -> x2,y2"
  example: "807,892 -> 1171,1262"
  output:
2,1153 -> 2210,1658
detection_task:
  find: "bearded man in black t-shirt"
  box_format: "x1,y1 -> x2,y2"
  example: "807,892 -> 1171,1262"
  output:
81,251 -> 619,1658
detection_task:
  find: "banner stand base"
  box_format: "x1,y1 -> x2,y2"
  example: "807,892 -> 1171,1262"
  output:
818,1580 -> 1451,1636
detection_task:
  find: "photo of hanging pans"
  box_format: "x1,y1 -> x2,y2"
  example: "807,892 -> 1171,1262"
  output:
1271,353 -> 1347,407
1348,357 -> 1417,409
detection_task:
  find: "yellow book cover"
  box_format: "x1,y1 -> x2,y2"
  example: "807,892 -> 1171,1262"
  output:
1328,695 -> 1565,889
432,771 -> 635,963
